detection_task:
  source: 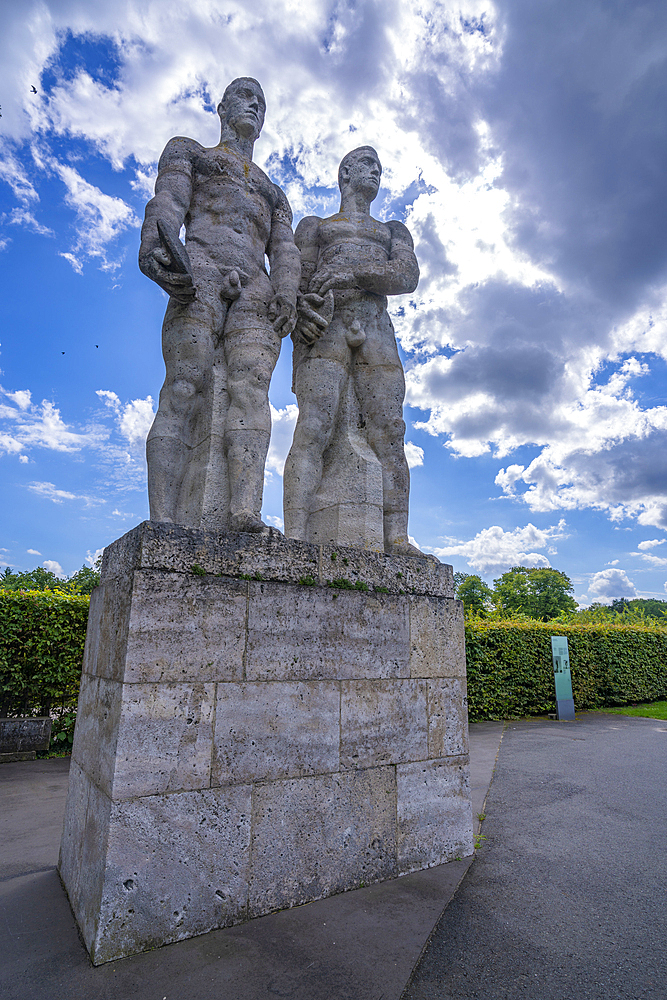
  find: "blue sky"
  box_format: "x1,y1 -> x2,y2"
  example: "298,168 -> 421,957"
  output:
2,0 -> 667,606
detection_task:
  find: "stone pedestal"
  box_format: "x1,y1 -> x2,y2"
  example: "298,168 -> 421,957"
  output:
59,521 -> 473,965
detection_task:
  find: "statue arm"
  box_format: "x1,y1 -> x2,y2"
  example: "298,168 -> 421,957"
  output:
293,216 -> 332,345
138,137 -> 197,303
356,220 -> 420,296
266,187 -> 300,336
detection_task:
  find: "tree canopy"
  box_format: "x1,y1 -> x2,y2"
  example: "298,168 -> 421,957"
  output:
454,573 -> 494,616
0,561 -> 100,595
492,566 -> 578,621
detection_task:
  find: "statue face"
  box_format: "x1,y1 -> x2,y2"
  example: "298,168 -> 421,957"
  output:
221,79 -> 266,141
340,149 -> 382,201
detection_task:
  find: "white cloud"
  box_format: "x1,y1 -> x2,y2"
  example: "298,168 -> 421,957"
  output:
26,548 -> 41,555
0,386 -> 105,455
42,559 -> 64,577
96,389 -> 155,449
589,568 -> 637,602
266,514 -> 284,530
430,519 -> 568,576
267,403 -> 299,477
53,161 -> 139,271
404,441 -> 424,469
638,539 -> 665,551
28,481 -> 103,507
86,548 -> 104,568
6,207 -> 53,236
6,389 -> 32,410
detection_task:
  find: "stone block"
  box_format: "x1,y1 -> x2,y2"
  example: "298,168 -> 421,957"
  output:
397,757 -> 473,874
124,571 -> 247,683
58,760 -> 112,952
249,767 -> 397,916
409,596 -> 466,678
101,520 -> 454,597
211,681 -> 340,785
246,582 -> 409,680
112,682 -> 215,799
427,678 -> 469,758
82,575 -> 133,681
71,675 -> 123,798
91,784 -> 251,964
340,679 -> 427,769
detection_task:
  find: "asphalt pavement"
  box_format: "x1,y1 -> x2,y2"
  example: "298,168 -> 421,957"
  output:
402,713 -> 667,1000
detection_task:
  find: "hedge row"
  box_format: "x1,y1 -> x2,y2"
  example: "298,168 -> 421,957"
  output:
2,590 -> 667,723
0,590 -> 89,718
465,618 -> 667,721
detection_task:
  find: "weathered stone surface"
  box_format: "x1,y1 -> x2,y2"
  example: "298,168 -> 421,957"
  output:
427,678 -> 469,758
212,681 -> 340,785
396,757 -> 473,874
284,147 -> 421,557
60,524 -> 471,964
340,679 -> 427,768
101,520 -> 454,597
246,582 -> 409,680
70,675 -> 123,798
0,717 -> 51,754
140,77 -> 300,533
112,682 -> 215,799
59,760 -> 112,951
124,571 -> 247,683
409,595 -> 466,677
92,784 -> 251,964
249,767 -> 397,916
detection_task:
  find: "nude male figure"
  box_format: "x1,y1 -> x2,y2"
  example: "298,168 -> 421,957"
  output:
283,146 -> 422,556
139,77 -> 300,532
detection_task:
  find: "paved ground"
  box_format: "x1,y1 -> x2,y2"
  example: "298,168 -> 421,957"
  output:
0,722 -> 502,1000
403,713 -> 667,1000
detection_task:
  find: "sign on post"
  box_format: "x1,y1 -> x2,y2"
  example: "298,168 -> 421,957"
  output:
551,636 -> 575,721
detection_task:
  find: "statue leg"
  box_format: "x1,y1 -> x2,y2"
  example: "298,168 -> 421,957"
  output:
283,357 -> 346,541
146,291 -> 219,523
223,321 -> 281,533
353,360 -> 420,556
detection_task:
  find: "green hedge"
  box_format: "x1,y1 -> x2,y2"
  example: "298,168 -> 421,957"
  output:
0,590 -> 89,718
465,618 -> 667,721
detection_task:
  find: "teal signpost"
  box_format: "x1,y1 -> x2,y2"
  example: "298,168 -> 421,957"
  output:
551,636 -> 575,721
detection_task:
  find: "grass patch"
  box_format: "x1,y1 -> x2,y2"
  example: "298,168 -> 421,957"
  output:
595,700 -> 667,720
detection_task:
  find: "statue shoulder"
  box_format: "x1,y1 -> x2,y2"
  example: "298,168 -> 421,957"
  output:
157,136 -> 202,173
271,183 -> 293,226
386,219 -> 415,249
294,215 -> 322,249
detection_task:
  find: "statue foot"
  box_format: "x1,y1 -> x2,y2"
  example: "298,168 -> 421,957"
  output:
230,513 -> 275,535
385,538 -> 439,562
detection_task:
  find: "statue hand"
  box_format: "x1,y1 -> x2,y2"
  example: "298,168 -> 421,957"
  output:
268,294 -> 297,337
140,246 -> 196,304
309,269 -> 356,296
296,291 -> 334,345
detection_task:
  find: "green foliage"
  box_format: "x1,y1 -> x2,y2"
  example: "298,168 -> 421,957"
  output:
191,564 -> 206,576
1,560 -> 101,595
298,575 -> 316,586
329,578 -> 369,591
598,699 -> 667,720
0,590 -> 89,718
492,566 -> 577,621
465,618 -> 667,721
456,574 -> 494,616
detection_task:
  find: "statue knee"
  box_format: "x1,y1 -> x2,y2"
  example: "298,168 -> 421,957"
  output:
167,376 -> 200,414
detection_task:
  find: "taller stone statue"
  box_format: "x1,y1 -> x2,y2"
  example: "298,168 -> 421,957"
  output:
139,77 -> 300,533
283,146 -> 421,555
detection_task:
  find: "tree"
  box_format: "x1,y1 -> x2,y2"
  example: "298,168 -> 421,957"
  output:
0,566 -> 63,591
456,574 -> 494,616
68,563 -> 101,595
493,566 -> 578,621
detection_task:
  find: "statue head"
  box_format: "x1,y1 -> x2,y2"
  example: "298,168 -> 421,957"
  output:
338,146 -> 382,202
217,77 -> 266,143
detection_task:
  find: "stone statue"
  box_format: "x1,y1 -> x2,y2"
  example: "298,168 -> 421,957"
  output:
139,77 -> 300,533
283,146 -> 422,555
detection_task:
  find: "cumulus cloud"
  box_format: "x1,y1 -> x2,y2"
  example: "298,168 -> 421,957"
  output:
588,568 -> 638,602
27,548 -> 41,555
404,441 -> 424,468
43,559 -> 64,577
267,403 -> 299,477
1,0 -> 666,542
0,386 -> 105,454
96,389 -> 155,448
430,519 -> 568,576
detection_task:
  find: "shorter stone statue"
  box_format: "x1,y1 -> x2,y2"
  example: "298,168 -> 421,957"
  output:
139,77 -> 300,532
283,146 -> 422,555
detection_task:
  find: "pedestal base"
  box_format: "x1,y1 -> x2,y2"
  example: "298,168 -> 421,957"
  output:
59,522 -> 473,964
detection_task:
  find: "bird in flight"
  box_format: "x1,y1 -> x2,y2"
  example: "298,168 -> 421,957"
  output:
30,85 -> 37,94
